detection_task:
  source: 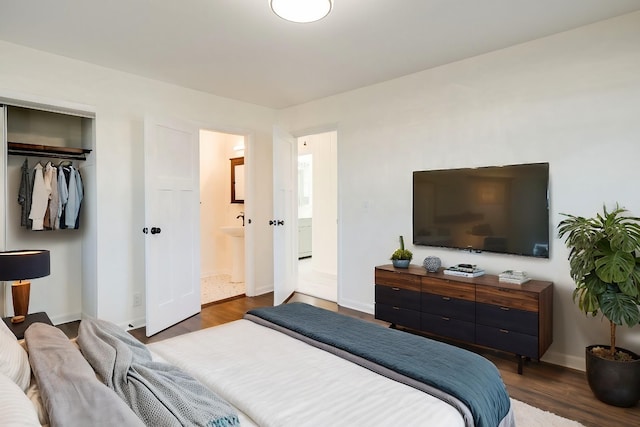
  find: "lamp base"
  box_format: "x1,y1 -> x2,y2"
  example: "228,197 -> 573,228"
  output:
11,280 -> 30,324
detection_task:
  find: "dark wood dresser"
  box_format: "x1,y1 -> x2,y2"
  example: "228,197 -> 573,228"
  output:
374,264 -> 553,373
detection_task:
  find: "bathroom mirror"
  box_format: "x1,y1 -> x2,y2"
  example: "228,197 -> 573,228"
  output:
230,157 -> 245,204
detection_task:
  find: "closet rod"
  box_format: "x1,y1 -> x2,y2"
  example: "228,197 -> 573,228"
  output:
7,149 -> 86,161
7,142 -> 90,161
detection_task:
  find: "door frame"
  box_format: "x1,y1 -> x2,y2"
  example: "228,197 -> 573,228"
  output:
197,124 -> 256,297
280,125 -> 340,304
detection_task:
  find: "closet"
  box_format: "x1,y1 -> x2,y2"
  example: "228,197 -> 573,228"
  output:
0,101 -> 96,324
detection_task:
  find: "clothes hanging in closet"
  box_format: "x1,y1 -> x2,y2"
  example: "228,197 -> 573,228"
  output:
28,162 -> 51,231
20,159 -> 84,231
58,163 -> 83,229
47,163 -> 60,230
18,158 -> 32,228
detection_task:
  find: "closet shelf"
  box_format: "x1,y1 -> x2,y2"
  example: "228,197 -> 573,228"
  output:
7,142 -> 91,161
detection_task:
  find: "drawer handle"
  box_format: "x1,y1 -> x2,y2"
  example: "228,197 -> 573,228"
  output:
442,297 -> 451,301
441,317 -> 450,321
391,287 -> 400,291
500,307 -> 510,311
499,329 -> 509,334
392,306 -> 400,310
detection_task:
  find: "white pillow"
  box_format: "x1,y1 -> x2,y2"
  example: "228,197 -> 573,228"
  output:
0,372 -> 40,427
0,319 -> 15,339
0,323 -> 30,391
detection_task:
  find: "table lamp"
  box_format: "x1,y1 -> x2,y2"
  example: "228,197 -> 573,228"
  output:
0,250 -> 50,323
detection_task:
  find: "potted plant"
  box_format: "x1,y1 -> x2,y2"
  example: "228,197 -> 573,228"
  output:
390,235 -> 412,268
558,204 -> 640,407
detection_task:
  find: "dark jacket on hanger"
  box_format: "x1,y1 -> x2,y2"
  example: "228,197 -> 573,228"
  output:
18,158 -> 32,228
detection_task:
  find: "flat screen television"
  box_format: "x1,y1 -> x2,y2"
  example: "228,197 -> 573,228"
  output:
413,162 -> 549,258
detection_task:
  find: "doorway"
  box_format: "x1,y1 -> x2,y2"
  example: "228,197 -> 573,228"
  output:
199,130 -> 246,304
296,131 -> 337,302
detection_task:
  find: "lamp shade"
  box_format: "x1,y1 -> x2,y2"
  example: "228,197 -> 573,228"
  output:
0,250 -> 50,281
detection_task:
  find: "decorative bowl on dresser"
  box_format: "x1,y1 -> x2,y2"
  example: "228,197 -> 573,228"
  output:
374,264 -> 553,374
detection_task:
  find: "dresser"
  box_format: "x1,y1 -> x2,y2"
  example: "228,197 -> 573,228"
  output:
374,264 -> 553,374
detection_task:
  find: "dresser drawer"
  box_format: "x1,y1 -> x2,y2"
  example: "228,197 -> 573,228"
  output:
422,277 -> 475,302
421,293 -> 475,322
375,269 -> 421,292
375,285 -> 420,311
476,285 -> 538,312
375,303 -> 421,329
476,302 -> 538,336
421,313 -> 475,342
476,324 -> 538,359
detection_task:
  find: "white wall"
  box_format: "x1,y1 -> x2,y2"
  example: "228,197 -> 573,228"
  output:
200,131 -> 245,278
279,12 -> 640,370
0,40 -> 276,328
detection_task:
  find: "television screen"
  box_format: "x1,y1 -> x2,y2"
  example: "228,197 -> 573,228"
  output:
413,162 -> 549,258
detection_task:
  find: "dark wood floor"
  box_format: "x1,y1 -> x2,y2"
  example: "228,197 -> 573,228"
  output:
74,293 -> 639,427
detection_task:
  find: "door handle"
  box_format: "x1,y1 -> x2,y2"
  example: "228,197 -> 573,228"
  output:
150,227 -> 162,235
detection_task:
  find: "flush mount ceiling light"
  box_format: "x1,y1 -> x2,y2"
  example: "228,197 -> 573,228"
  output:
270,0 -> 333,23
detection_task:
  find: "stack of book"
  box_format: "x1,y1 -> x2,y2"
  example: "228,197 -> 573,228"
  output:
444,264 -> 485,278
498,270 -> 531,284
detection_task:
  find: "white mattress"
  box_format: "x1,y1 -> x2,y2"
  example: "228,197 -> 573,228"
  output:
148,319 -> 464,427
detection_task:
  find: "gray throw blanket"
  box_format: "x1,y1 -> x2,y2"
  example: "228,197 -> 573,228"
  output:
25,323 -> 144,427
77,317 -> 240,427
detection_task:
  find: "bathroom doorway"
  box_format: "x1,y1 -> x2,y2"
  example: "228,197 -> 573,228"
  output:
296,131 -> 337,302
199,130 -> 246,304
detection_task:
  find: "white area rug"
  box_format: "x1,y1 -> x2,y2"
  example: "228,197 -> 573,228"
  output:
512,398 -> 585,427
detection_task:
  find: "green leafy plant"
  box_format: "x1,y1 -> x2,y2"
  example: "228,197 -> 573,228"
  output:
558,204 -> 640,359
390,235 -> 413,261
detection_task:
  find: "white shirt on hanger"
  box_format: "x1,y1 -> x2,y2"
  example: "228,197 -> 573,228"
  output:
29,163 -> 52,231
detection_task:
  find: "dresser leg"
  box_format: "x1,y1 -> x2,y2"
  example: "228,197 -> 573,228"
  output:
516,355 -> 531,374
517,355 -> 524,375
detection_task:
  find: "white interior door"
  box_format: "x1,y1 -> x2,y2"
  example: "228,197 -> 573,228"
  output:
273,126 -> 297,305
144,117 -> 200,336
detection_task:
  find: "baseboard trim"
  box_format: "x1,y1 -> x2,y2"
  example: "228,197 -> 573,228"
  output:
337,297 -> 374,315
541,350 -> 585,372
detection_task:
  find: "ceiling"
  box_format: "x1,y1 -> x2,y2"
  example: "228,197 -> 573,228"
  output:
0,0 -> 639,109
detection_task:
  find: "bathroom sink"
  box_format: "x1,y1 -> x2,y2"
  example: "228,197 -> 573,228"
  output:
221,226 -> 244,237
220,226 -> 245,282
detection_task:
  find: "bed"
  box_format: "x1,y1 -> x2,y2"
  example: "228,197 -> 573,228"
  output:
0,302 -> 514,427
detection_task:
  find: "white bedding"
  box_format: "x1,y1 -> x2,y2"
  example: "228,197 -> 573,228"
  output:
148,319 -> 465,427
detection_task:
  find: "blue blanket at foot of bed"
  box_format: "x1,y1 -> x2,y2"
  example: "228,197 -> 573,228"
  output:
245,302 -> 512,427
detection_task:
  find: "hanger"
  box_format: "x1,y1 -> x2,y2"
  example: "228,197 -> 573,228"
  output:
58,160 -> 74,168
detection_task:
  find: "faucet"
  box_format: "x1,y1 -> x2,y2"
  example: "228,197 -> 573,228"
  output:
236,212 -> 245,226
